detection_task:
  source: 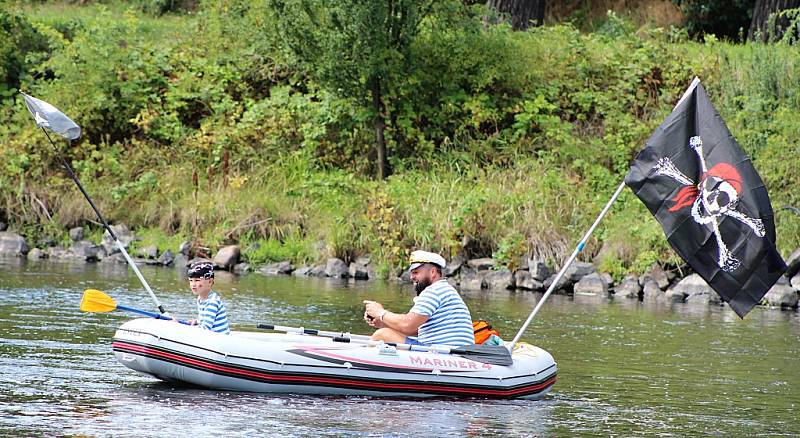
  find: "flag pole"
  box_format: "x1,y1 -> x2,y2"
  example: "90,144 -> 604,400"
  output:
21,91 -> 169,315
508,181 -> 626,351
41,128 -> 169,316
508,77 -> 702,350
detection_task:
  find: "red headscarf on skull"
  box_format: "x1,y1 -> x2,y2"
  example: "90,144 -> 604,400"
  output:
705,162 -> 742,193
668,162 -> 742,212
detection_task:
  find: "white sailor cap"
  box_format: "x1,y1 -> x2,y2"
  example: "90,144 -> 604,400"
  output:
408,250 -> 446,271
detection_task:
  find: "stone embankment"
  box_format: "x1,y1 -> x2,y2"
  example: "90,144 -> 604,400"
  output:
1,226 -> 799,312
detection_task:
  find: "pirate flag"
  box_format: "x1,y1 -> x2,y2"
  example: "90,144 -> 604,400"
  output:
625,78 -> 787,318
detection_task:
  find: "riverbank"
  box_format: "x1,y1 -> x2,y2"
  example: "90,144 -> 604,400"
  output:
2,224 -> 798,314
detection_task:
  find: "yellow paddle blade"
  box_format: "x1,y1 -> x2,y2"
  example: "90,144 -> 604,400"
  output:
80,289 -> 118,313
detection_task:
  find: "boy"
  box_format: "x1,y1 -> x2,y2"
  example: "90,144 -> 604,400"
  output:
184,261 -> 230,334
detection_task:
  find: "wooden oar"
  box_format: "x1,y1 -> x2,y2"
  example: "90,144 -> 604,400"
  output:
80,289 -> 190,324
258,322 -> 513,366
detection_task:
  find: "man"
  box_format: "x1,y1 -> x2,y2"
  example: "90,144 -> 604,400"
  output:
363,250 -> 474,347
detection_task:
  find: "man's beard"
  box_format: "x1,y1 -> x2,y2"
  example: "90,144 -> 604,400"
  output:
414,278 -> 432,295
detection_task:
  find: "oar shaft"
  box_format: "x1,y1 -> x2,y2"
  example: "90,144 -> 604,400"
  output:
112,239 -> 167,314
116,304 -> 191,325
508,181 -> 626,350
257,323 -> 373,341
43,129 -> 167,315
258,323 -> 452,353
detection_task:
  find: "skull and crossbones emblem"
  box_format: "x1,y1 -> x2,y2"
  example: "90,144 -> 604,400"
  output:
649,136 -> 765,272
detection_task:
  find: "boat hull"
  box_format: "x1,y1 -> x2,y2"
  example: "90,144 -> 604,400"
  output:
112,319 -> 557,399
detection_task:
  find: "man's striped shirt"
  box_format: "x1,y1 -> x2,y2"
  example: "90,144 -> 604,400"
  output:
409,279 -> 473,347
197,291 -> 230,334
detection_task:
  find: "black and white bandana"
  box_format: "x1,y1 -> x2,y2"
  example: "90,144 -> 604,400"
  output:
188,261 -> 214,279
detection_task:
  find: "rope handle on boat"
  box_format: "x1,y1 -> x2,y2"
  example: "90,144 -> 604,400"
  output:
257,323 -> 372,341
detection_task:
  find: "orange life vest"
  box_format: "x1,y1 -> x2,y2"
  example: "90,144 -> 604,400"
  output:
473,320 -> 501,344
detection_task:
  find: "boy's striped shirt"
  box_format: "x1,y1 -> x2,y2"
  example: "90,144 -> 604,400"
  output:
197,291 -> 230,334
409,279 -> 474,347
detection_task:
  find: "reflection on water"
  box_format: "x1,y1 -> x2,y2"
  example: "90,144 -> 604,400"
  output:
1,258 -> 799,436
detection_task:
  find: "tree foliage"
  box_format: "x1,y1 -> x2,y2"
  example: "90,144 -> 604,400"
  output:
0,9 -> 51,100
267,0 -> 443,178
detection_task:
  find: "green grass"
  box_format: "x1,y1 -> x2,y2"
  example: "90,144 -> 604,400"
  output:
131,227 -> 187,255
20,1 -> 195,41
242,235 -> 318,266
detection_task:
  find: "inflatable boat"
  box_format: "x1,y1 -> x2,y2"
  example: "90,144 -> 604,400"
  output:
112,318 -> 557,398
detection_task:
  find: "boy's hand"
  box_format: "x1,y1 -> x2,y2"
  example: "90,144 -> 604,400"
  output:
171,316 -> 196,325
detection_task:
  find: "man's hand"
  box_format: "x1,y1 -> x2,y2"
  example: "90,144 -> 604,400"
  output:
364,311 -> 384,328
363,300 -> 385,327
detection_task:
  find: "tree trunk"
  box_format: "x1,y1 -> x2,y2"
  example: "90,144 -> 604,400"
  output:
748,0 -> 800,42
486,0 -> 546,30
370,79 -> 390,180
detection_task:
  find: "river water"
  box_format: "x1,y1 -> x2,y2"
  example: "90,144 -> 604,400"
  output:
1,258 -> 798,436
